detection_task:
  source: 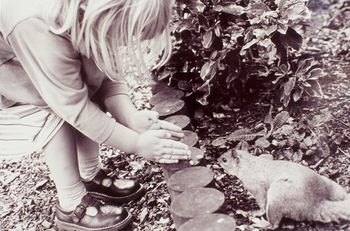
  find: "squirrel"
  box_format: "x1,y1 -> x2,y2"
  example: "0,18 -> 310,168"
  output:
218,149 -> 350,229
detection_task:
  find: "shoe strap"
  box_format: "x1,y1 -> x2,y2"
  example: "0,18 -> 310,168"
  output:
93,169 -> 110,184
93,170 -> 136,187
73,194 -> 99,221
73,204 -> 86,221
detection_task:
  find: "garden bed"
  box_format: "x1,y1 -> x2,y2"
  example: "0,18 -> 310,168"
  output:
1,4 -> 350,231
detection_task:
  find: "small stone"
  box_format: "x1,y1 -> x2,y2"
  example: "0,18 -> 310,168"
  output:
41,221 -> 52,229
35,179 -> 48,190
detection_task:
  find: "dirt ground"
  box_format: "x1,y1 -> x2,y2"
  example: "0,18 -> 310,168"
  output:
1,3 -> 350,231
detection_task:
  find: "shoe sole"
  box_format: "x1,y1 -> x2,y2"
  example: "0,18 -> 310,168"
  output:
88,183 -> 146,204
55,212 -> 132,231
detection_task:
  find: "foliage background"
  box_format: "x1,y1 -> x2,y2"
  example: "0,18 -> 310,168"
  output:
155,0 -> 324,109
1,0 -> 350,230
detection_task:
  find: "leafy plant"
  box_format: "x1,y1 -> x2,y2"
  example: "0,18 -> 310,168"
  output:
226,110 -> 290,149
153,0 -> 313,109
272,57 -> 325,106
224,109 -> 331,161
227,128 -> 265,142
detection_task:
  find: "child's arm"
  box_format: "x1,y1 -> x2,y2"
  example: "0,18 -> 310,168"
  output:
104,94 -> 184,138
104,94 -> 138,128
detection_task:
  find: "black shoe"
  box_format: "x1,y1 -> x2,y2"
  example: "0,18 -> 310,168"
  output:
82,169 -> 145,204
55,194 -> 132,231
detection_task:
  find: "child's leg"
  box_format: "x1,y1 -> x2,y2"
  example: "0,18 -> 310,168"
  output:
76,131 -> 102,181
43,122 -> 86,211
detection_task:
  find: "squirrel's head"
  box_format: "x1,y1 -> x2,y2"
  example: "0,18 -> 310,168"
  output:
218,149 -> 241,176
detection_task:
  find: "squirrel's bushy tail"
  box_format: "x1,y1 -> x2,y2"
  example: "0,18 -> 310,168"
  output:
314,196 -> 350,223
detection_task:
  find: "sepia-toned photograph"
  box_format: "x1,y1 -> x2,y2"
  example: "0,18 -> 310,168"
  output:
0,0 -> 349,230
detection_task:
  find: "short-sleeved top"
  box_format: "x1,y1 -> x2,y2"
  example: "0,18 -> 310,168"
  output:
0,0 -> 129,143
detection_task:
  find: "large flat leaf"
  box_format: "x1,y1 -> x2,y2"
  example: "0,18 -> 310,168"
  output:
214,4 -> 246,16
255,137 -> 270,149
284,27 -> 303,51
283,77 -> 296,97
200,61 -> 211,80
203,30 -> 214,48
307,68 -> 324,80
227,128 -> 261,142
304,80 -> 324,97
273,111 -> 290,130
296,58 -> 318,76
292,87 -> 303,102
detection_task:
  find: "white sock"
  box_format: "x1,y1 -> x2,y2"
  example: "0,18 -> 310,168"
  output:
57,181 -> 87,212
79,156 -> 102,181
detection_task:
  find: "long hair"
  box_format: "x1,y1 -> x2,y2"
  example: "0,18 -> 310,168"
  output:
48,0 -> 174,80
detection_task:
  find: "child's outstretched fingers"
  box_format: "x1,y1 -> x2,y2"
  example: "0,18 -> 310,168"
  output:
157,140 -> 191,163
150,120 -> 183,138
160,149 -> 190,161
147,130 -> 172,139
162,139 -> 189,150
158,120 -> 182,132
135,130 -> 190,163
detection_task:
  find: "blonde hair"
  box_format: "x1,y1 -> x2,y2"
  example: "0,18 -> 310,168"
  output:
49,0 -> 174,80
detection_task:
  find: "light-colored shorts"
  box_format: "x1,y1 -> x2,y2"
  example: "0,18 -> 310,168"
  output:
0,104 -> 63,159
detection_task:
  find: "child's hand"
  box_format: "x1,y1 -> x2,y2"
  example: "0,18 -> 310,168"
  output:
129,110 -> 158,133
129,110 -> 184,140
135,130 -> 190,164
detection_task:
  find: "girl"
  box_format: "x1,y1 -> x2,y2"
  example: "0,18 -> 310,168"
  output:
0,0 -> 191,230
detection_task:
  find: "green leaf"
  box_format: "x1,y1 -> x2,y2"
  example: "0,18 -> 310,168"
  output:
264,106 -> 273,124
284,27 -> 303,50
196,80 -> 211,106
188,1 -> 206,13
304,80 -> 323,97
283,2 -> 308,20
253,29 -> 268,39
244,27 -> 254,43
235,140 -> 250,150
277,0 -> 288,10
214,26 -> 221,37
292,88 -> 303,102
255,137 -> 270,149
259,38 -> 273,48
307,68 -> 324,80
302,82 -> 312,87
157,70 -> 172,81
227,128 -> 260,142
303,136 -> 313,147
273,124 -> 294,136
214,4 -> 246,15
273,111 -> 290,130
283,77 -> 296,97
200,61 -> 211,80
296,58 -> 317,76
277,24 -> 289,34
319,140 -> 330,157
279,64 -> 290,74
212,137 -> 227,147
266,25 -> 278,35
209,61 -> 219,80
240,39 -> 259,55
203,30 -> 214,48
230,26 -> 245,42
198,14 -> 209,27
